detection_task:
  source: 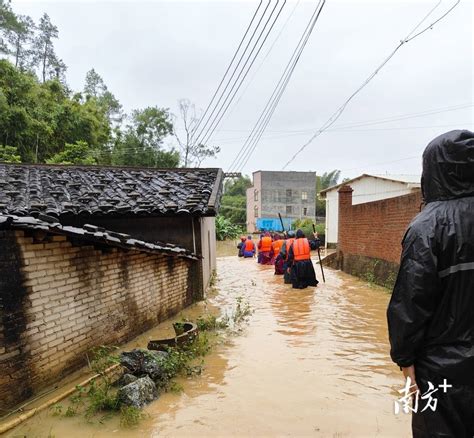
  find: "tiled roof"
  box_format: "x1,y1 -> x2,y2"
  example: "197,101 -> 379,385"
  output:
0,164 -> 223,219
0,214 -> 199,260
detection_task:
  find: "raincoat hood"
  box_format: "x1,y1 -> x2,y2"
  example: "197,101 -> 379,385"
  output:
421,129 -> 474,203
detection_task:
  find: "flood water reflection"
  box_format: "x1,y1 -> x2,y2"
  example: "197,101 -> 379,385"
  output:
6,255 -> 410,437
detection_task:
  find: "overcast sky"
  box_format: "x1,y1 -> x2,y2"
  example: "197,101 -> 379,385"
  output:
12,0 -> 474,180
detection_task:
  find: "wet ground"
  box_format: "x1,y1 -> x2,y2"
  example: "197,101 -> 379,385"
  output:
6,255 -> 410,437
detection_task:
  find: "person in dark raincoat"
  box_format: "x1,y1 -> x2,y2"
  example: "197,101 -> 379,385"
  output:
287,229 -> 318,289
387,130 -> 474,438
280,230 -> 296,284
272,235 -> 285,275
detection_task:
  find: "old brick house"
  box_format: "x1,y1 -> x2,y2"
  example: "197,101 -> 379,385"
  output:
0,164 -> 223,410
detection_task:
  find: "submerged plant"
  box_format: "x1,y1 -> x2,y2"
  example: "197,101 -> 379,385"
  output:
119,406 -> 147,428
196,314 -> 229,331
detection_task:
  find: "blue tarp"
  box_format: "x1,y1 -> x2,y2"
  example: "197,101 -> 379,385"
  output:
256,217 -> 293,232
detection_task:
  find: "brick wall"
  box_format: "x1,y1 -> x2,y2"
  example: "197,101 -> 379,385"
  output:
334,185 -> 422,285
0,230 -> 198,411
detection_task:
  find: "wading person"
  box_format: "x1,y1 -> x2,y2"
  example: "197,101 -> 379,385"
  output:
271,234 -> 284,264
237,236 -> 246,257
257,232 -> 273,265
287,229 -> 318,289
281,230 -> 295,283
387,130 -> 474,437
272,234 -> 285,275
242,235 -> 256,258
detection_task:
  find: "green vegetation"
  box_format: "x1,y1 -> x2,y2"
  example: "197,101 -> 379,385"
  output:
316,170 -> 341,217
215,215 -> 243,241
119,406 -> 147,428
292,218 -> 325,242
48,296 -> 252,427
196,314 -> 229,331
0,1 -> 218,167
0,145 -> 21,163
220,176 -> 252,226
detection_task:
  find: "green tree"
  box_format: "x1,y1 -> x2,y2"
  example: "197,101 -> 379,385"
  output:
224,175 -> 252,196
220,176 -> 252,225
6,14 -> 34,70
84,68 -> 122,122
111,107 -> 178,168
0,0 -> 20,54
46,140 -> 96,165
32,13 -> 63,83
174,99 -> 220,167
0,144 -> 21,162
0,59 -> 111,163
316,170 -> 341,217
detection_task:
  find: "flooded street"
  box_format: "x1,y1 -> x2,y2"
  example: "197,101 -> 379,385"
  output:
7,255 -> 410,437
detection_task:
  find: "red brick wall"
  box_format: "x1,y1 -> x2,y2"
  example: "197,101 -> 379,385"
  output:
337,185 -> 422,264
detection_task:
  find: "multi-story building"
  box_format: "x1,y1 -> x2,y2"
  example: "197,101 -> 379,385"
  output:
246,171 -> 316,233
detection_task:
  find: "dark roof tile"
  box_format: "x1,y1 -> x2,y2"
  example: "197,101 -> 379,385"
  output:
0,164 -> 223,219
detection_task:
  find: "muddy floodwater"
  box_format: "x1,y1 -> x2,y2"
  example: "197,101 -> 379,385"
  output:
7,255 -> 410,437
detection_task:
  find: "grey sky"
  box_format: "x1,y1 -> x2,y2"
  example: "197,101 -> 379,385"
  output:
12,0 -> 474,179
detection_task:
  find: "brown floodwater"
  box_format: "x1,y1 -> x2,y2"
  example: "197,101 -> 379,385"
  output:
5,255 -> 411,437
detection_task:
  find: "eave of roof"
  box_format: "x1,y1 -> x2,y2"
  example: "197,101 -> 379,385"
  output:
0,214 -> 199,260
319,173 -> 421,197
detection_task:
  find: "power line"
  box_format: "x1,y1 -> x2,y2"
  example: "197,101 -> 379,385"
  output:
193,0 -> 273,144
232,0 -> 326,172
214,120 -> 473,144
221,0 -> 303,124
228,0 -> 326,172
190,0 -> 264,144
212,102 -> 474,135
197,0 -> 287,147
282,0 -> 461,170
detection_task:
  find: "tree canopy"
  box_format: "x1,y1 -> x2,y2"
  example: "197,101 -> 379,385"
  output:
220,176 -> 252,226
316,170 -> 341,217
0,2 -> 219,168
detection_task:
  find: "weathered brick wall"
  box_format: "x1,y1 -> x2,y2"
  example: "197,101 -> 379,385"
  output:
0,230 -> 197,411
335,185 -> 422,284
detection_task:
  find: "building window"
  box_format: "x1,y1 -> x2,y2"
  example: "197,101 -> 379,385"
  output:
301,191 -> 308,201
303,207 -> 308,216
286,189 -> 292,198
254,189 -> 258,201
254,206 -> 258,218
286,205 -> 292,215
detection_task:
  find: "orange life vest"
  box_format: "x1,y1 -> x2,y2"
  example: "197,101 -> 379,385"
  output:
260,236 -> 272,252
293,238 -> 311,261
284,238 -> 295,260
272,239 -> 284,256
245,239 -> 255,252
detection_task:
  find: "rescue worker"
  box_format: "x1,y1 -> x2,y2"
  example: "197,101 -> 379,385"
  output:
258,232 -> 273,265
287,229 -> 318,289
280,231 -> 296,284
257,233 -> 264,263
271,235 -> 285,274
242,235 -> 256,258
387,130 -> 474,437
237,236 -> 246,257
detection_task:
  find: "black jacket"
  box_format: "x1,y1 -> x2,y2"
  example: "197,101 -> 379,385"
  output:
387,130 -> 474,382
